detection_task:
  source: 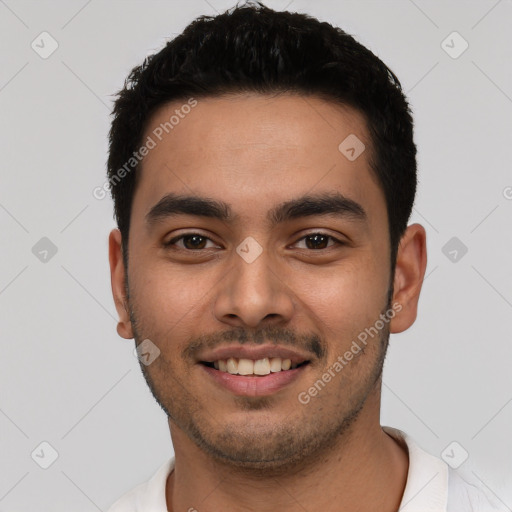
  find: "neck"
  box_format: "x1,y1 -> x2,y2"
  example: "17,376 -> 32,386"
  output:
165,390 -> 409,512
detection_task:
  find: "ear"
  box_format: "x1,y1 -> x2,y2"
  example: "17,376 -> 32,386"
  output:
389,223 -> 427,334
108,228 -> 134,339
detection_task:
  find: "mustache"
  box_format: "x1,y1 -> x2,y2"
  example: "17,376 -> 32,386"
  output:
182,325 -> 326,361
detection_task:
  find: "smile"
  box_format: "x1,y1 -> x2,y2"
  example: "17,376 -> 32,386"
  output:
201,357 -> 310,376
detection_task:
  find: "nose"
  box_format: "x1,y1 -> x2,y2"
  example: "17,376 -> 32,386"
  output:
212,240 -> 295,329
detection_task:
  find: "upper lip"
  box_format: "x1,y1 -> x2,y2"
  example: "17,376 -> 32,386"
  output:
197,344 -> 313,365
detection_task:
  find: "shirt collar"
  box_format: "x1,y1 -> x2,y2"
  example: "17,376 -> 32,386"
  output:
383,426 -> 448,511
138,458 -> 173,512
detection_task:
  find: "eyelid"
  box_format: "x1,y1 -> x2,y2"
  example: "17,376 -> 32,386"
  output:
164,231 -> 345,250
290,231 -> 345,249
164,231 -> 221,249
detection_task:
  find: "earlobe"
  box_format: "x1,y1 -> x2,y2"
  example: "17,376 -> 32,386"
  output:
108,228 -> 134,339
389,223 -> 427,334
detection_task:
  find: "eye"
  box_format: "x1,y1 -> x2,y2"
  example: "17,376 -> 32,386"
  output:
163,232 -> 344,252
164,233 -> 220,250
293,232 -> 344,250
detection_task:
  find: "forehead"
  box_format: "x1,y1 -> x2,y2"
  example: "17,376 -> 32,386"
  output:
132,93 -> 384,228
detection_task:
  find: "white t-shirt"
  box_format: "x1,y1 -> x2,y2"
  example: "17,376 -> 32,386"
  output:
107,426 -> 506,511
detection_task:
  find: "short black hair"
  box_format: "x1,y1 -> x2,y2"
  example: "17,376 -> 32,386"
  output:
107,0 -> 417,272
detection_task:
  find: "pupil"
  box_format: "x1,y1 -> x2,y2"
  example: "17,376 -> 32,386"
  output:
306,234 -> 327,249
185,235 -> 205,249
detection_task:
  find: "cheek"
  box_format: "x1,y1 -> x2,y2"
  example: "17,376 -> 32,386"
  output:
131,263 -> 212,333
291,255 -> 388,343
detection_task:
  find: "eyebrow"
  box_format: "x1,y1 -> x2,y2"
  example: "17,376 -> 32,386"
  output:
145,192 -> 367,229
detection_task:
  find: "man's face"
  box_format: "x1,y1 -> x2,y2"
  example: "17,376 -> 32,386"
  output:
117,93 -> 395,469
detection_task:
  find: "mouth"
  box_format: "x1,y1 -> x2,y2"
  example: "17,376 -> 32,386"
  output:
197,346 -> 313,396
200,357 -> 311,376
196,344 -> 314,396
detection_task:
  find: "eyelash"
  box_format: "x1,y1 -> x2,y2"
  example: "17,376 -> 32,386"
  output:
164,232 -> 345,251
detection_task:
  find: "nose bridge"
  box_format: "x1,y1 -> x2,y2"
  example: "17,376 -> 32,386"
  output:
213,237 -> 294,327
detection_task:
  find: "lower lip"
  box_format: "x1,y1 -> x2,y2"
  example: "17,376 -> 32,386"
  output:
200,364 -> 308,397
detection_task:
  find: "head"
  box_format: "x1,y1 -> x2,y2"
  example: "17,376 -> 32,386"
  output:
108,1 -> 426,471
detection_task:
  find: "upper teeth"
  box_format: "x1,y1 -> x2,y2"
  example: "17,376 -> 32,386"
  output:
212,357 -> 298,375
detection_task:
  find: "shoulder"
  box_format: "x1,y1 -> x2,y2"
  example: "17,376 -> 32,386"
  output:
447,468 -> 509,512
106,483 -> 143,512
383,426 -> 508,512
106,458 -> 175,512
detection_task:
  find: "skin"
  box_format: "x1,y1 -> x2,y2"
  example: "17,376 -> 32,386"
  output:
109,93 -> 427,512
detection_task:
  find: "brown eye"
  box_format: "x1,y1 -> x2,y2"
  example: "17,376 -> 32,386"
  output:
295,233 -> 341,250
165,233 -> 218,250
305,234 -> 329,249
182,235 -> 207,249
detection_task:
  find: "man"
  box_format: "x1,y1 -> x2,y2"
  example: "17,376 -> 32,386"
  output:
106,2 -> 504,510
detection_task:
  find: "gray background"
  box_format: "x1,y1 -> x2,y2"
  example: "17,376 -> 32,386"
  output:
1,0 -> 511,510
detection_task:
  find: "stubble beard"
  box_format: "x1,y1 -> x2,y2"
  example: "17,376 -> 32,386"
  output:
127,291 -> 391,476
